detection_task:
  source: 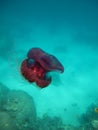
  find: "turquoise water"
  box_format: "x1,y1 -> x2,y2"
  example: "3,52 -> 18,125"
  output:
0,0 -> 98,129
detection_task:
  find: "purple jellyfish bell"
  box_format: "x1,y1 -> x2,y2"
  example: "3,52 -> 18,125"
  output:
27,48 -> 64,73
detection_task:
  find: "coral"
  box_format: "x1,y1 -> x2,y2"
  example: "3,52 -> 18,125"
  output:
34,114 -> 85,130
1,83 -> 95,130
79,103 -> 98,124
91,120 -> 98,129
3,90 -> 37,130
0,111 -> 18,130
78,103 -> 98,130
35,114 -> 66,130
63,125 -> 78,130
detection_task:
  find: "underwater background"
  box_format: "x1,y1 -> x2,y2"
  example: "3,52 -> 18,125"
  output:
0,0 -> 98,130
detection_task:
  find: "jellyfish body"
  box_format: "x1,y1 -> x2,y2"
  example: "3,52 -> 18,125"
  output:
20,48 -> 64,88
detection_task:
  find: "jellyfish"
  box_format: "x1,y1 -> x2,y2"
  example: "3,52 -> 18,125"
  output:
20,48 -> 64,88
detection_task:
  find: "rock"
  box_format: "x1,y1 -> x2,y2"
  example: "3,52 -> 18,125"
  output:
0,83 -> 9,109
0,111 -> 18,130
3,90 -> 37,130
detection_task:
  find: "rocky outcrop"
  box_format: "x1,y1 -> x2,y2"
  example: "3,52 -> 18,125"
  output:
3,90 -> 37,130
0,83 -> 9,110
0,111 -> 18,130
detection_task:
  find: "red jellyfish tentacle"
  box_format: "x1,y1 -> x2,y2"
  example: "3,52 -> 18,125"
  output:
36,77 -> 52,88
21,59 -> 35,82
